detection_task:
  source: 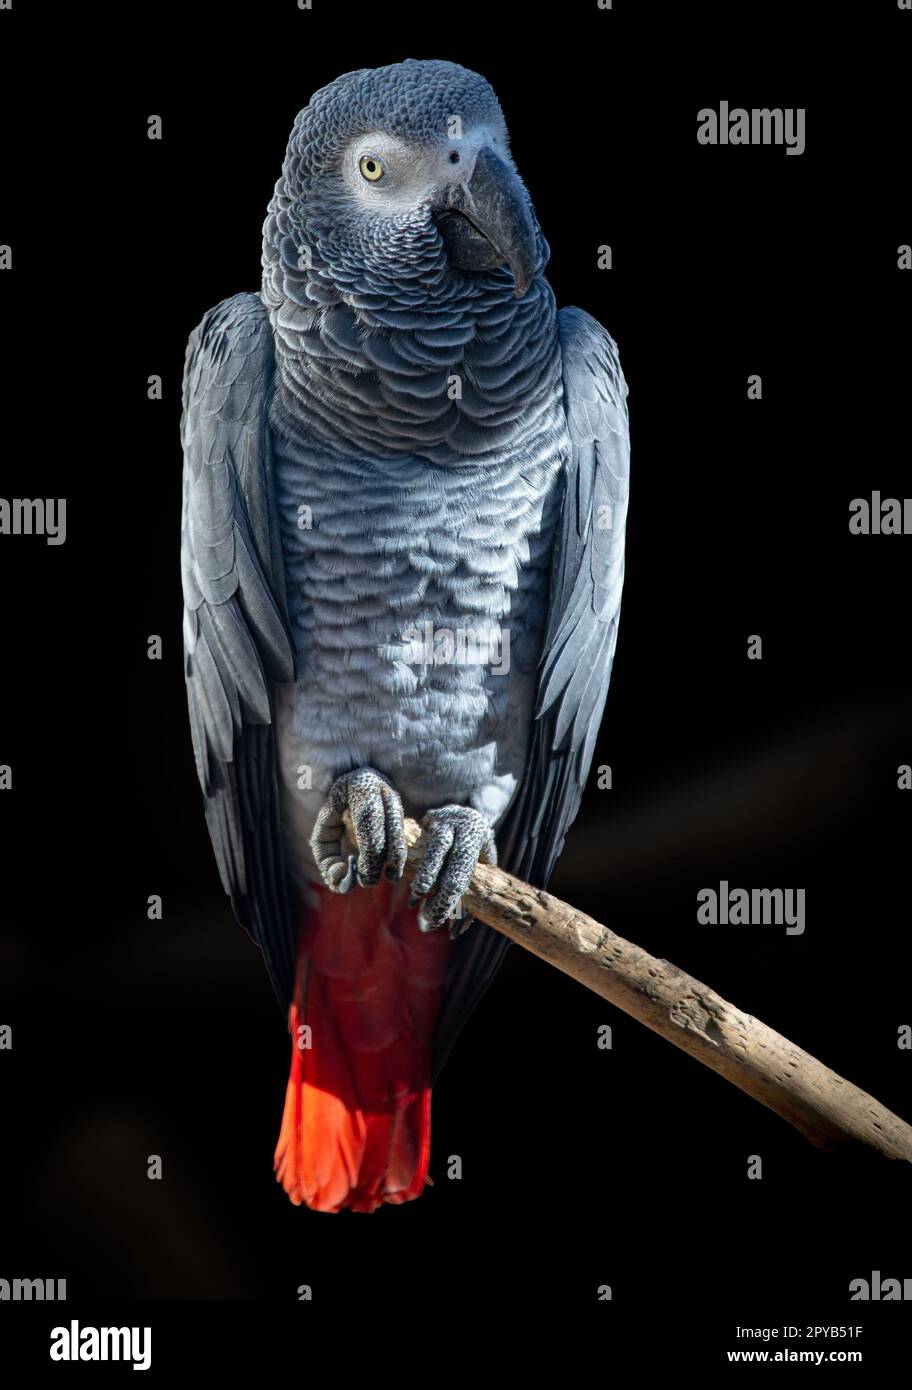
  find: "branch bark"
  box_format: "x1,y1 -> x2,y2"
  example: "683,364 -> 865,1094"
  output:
398,815 -> 912,1162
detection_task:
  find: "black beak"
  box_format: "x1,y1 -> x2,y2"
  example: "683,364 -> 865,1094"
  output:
444,145 -> 538,297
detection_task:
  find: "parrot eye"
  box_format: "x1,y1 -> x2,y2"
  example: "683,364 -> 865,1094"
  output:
358,155 -> 385,182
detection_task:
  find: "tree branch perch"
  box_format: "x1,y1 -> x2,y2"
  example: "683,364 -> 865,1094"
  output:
397,815 -> 912,1162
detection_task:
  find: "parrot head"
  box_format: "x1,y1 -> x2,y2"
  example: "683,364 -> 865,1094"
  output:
263,59 -> 547,312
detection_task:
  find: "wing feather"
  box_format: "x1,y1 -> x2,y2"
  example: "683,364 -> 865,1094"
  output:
432,306 -> 630,1077
181,291 -> 297,1007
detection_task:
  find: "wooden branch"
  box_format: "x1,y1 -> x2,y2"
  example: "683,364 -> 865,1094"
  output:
398,815 -> 912,1162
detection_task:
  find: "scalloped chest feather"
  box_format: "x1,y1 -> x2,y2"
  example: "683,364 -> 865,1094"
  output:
266,288 -> 568,842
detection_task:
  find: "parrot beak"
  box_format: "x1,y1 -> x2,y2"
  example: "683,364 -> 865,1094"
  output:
442,145 -> 538,298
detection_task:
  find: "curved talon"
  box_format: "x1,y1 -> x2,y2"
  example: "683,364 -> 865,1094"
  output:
309,767 -> 406,893
328,853 -> 358,895
448,911 -> 474,941
410,805 -> 497,932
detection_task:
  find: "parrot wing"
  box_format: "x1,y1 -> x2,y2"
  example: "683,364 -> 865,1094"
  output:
432,306 -> 631,1076
181,291 -> 298,1008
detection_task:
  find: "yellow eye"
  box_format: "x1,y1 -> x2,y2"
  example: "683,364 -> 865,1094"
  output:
359,155 -> 385,182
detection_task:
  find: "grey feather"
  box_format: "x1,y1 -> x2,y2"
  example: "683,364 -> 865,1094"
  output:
432,306 -> 630,1077
181,291 -> 298,1006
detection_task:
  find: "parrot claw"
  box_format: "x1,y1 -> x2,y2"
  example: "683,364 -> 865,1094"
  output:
410,805 -> 497,933
338,854 -> 358,893
448,910 -> 473,941
309,767 -> 407,893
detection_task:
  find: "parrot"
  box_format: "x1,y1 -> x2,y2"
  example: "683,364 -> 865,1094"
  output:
180,59 -> 630,1213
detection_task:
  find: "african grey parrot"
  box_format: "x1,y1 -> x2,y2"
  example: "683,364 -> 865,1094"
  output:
181,59 -> 630,1213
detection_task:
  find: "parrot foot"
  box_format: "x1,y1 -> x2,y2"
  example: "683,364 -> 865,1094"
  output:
309,767 -> 407,893
409,805 -> 497,935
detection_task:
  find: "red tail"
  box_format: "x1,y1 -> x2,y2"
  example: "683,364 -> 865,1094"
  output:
274,877 -> 453,1213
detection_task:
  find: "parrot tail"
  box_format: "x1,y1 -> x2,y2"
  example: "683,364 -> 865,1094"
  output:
274,876 -> 453,1213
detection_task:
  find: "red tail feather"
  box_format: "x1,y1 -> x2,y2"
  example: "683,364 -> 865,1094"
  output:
274,878 -> 452,1212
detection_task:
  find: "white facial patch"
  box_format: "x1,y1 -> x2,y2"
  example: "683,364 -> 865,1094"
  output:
342,124 -> 511,215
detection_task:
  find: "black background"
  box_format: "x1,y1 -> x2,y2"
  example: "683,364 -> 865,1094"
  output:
1,0 -> 909,1367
